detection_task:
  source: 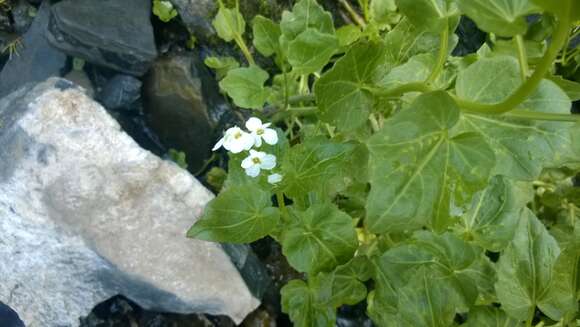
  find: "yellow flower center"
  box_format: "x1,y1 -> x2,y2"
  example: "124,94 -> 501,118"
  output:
256,128 -> 264,135
252,157 -> 261,164
234,131 -> 242,139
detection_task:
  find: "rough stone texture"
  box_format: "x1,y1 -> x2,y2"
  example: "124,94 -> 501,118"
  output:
143,54 -> 239,173
0,78 -> 260,326
97,74 -> 142,111
0,2 -> 67,98
46,0 -> 157,76
168,0 -> 216,37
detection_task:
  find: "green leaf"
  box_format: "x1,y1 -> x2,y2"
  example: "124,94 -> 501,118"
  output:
547,74 -> 580,101
457,77 -> 575,180
280,137 -> 357,204
396,0 -> 458,31
456,56 -> 522,105
168,149 -> 188,169
457,175 -> 532,251
383,18 -> 443,66
376,53 -> 452,91
457,0 -> 540,37
252,15 -> 281,57
323,256 -> 372,306
281,280 -> 336,327
315,41 -> 386,131
288,28 -> 338,75
540,243 -> 580,320
280,0 -> 334,40
281,203 -> 358,274
532,0 -> 580,21
336,25 -> 362,47
370,0 -> 399,29
463,306 -> 520,327
186,183 -> 280,243
396,267 -> 464,327
212,6 -> 245,42
366,91 -> 494,233
495,209 -> 561,321
153,0 -> 178,23
204,56 -> 240,80
219,66 -> 271,109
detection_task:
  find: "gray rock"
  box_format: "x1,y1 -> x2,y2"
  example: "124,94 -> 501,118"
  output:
168,0 -> 216,36
0,2 -> 67,98
98,74 -> 142,110
46,0 -> 157,76
143,54 -> 238,173
0,78 -> 260,326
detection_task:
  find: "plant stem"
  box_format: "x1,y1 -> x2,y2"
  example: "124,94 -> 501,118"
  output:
425,20 -> 449,85
504,110 -> 580,122
276,192 -> 289,220
288,93 -> 315,104
370,82 -> 432,97
235,36 -> 256,66
283,68 -> 290,109
525,308 -> 534,327
339,0 -> 367,28
454,10 -> 572,115
357,0 -> 370,21
515,35 -> 530,79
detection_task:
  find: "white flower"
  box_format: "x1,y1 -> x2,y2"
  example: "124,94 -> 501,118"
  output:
246,117 -> 278,147
267,173 -> 283,184
241,150 -> 276,177
212,126 -> 254,153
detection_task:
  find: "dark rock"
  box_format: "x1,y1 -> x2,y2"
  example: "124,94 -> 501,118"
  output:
0,1 -> 67,98
452,16 -> 487,56
46,0 -> 157,76
0,302 -> 24,327
97,74 -> 142,110
11,0 -> 35,34
0,11 -> 11,32
143,53 -> 241,173
168,0 -> 216,36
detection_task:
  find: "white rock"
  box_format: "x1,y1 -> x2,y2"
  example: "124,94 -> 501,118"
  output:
0,78 -> 260,326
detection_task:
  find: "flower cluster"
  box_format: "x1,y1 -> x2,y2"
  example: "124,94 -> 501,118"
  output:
213,117 -> 282,184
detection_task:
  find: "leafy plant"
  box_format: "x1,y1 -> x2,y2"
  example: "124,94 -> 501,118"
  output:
190,0 -> 580,326
153,0 -> 178,23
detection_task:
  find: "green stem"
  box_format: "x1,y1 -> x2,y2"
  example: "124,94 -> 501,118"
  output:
358,0 -> 370,22
287,106 -> 317,113
504,110 -> 580,122
235,36 -> 256,66
515,35 -> 530,79
455,10 -> 572,115
370,82 -> 432,97
339,0 -> 367,28
425,20 -> 449,85
288,94 -> 315,104
283,68 -> 290,110
525,308 -> 534,327
276,192 -> 289,219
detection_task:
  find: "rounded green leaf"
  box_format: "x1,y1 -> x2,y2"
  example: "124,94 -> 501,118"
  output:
315,41 -> 386,131
457,0 -> 540,37
252,15 -> 281,57
366,91 -> 494,234
463,306 -> 520,326
187,184 -> 280,243
212,6 -> 245,42
280,0 -> 334,40
281,279 -> 336,327
396,0 -> 458,31
288,28 -> 338,75
281,203 -> 358,274
219,66 -> 271,109
495,209 -> 561,320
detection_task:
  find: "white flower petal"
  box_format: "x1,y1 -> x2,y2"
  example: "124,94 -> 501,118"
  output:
229,140 -> 246,153
260,154 -> 277,170
262,129 -> 278,145
268,173 -> 283,184
212,137 -> 225,151
252,134 -> 263,147
245,165 -> 261,177
241,156 -> 254,169
246,117 -> 263,131
240,132 -> 255,151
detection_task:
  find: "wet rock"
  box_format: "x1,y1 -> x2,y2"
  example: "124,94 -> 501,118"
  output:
0,302 -> 24,327
46,0 -> 157,76
0,2 -> 67,98
97,74 -> 142,111
0,11 -> 11,32
0,78 -> 261,326
143,54 -> 239,173
11,0 -> 35,34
